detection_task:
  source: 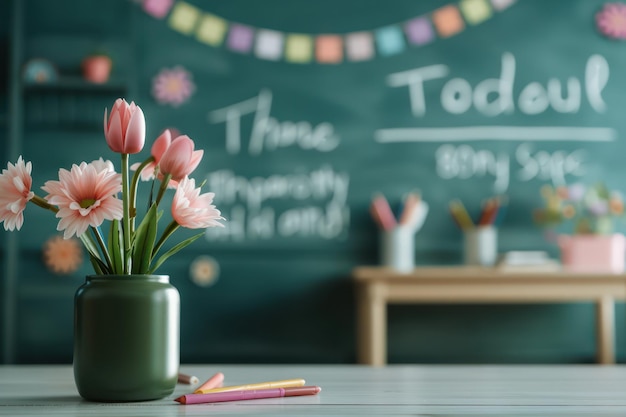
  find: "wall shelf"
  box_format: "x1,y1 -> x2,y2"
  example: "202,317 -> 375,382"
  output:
23,76 -> 128,93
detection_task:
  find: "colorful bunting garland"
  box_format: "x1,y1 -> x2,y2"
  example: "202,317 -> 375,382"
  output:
140,0 -> 517,64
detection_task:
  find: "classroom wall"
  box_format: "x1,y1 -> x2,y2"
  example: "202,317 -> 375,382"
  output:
2,0 -> 626,364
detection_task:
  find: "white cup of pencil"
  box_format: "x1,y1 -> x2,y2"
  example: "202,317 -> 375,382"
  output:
371,192 -> 429,273
449,197 -> 507,267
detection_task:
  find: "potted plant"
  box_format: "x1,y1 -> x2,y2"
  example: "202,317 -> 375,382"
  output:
82,50 -> 112,84
0,99 -> 224,401
534,183 -> 626,273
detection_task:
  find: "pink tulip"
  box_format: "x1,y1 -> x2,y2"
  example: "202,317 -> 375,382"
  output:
103,98 -> 146,154
131,129 -> 172,181
151,129 -> 172,161
159,135 -> 203,181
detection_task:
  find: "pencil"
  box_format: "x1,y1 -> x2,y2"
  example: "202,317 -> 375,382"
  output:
194,372 -> 225,393
478,198 -> 497,226
371,194 -> 397,230
449,200 -> 474,230
178,372 -> 199,385
176,386 -> 321,404
195,378 -> 306,394
399,192 -> 421,226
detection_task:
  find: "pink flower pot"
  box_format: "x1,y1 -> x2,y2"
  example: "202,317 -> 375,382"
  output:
558,234 -> 626,273
82,55 -> 112,84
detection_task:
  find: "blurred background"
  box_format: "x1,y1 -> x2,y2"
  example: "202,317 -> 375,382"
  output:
2,0 -> 626,365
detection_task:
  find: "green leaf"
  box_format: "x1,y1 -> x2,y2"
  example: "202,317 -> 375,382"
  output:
80,234 -> 110,274
131,203 -> 159,274
108,220 -> 123,274
88,255 -> 105,275
148,232 -> 204,274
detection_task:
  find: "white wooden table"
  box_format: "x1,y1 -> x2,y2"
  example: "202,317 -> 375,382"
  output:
3,365 -> 626,415
354,266 -> 626,366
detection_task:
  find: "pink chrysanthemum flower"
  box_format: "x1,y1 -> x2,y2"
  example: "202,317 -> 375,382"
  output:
42,161 -> 124,239
152,66 -> 195,107
90,157 -> 116,173
596,3 -> 626,39
172,177 -> 224,229
0,156 -> 35,231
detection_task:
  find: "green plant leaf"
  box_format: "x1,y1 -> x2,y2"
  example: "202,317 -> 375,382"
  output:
131,203 -> 158,274
108,220 -> 123,274
88,254 -> 105,275
80,234 -> 110,274
148,232 -> 204,274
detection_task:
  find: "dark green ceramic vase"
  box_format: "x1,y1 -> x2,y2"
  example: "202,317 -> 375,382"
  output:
73,275 -> 180,402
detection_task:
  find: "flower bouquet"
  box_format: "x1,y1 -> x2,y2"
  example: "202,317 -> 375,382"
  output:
0,98 -> 224,274
0,98 -> 224,401
534,183 -> 625,273
533,183 -> 623,235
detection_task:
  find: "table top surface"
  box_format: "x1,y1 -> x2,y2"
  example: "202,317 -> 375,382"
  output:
353,265 -> 626,282
3,364 -> 626,416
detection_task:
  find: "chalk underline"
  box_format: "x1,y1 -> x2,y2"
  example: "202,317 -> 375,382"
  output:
374,126 -> 617,143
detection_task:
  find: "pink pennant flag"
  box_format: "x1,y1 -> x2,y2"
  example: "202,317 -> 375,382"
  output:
345,32 -> 374,62
316,35 -> 343,64
142,0 -> 174,19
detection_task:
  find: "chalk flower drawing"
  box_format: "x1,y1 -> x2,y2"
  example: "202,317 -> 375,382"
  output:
152,66 -> 196,107
596,2 -> 626,39
190,255 -> 219,286
43,235 -> 83,275
0,98 -> 224,276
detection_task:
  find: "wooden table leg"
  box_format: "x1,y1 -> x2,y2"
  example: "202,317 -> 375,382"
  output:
596,296 -> 615,365
357,283 -> 387,366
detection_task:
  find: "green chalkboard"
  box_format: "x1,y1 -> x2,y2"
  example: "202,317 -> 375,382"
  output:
133,0 -> 626,363
5,0 -> 626,364
135,0 -> 626,256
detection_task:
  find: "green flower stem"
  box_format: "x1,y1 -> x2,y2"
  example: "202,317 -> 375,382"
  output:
155,173 -> 172,206
129,156 -> 155,233
30,195 -> 59,213
152,220 -> 180,258
121,153 -> 131,274
91,226 -> 113,271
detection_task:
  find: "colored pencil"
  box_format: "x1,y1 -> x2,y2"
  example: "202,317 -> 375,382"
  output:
194,372 -> 225,393
449,200 -> 474,230
176,386 -> 321,405
195,378 -> 305,394
399,192 -> 421,225
478,198 -> 498,225
178,373 -> 199,385
371,194 -> 397,230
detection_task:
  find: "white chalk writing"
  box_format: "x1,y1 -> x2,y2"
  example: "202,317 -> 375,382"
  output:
435,143 -> 586,193
387,52 -> 608,117
205,166 -> 350,241
208,89 -> 340,155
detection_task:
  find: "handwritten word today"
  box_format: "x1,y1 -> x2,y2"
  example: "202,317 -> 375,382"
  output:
204,166 -> 350,240
435,143 -> 586,193
387,53 -> 609,117
208,89 -> 340,155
